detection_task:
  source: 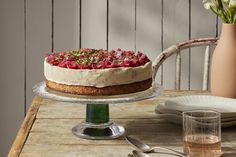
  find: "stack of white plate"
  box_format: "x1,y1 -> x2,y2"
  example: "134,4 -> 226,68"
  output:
155,95 -> 236,128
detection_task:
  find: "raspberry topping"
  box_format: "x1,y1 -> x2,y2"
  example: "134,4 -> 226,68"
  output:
46,48 -> 150,69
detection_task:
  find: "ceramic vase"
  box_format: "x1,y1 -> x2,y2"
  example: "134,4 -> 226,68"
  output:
211,23 -> 236,98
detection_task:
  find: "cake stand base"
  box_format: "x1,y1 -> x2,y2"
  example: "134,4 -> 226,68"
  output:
72,104 -> 125,140
72,121 -> 125,140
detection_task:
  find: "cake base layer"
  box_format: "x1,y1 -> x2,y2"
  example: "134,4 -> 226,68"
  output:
46,79 -> 152,96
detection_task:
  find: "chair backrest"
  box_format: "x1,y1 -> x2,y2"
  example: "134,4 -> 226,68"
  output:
152,37 -> 218,91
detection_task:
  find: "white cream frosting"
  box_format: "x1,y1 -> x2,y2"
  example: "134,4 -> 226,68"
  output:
44,60 -> 152,88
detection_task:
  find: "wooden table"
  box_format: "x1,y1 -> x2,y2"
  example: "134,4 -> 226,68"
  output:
8,91 -> 236,157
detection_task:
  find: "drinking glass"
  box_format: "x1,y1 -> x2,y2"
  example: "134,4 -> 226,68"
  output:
183,110 -> 221,157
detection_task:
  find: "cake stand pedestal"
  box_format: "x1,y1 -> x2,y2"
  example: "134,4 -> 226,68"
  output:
33,82 -> 162,140
72,103 -> 125,139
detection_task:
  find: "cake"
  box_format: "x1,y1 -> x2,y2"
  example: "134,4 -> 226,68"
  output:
44,48 -> 152,95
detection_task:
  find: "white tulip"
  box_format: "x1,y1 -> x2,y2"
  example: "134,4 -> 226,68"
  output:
229,0 -> 236,8
204,2 -> 214,10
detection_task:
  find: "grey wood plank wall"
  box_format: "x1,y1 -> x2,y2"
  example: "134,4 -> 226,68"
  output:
0,0 -> 219,156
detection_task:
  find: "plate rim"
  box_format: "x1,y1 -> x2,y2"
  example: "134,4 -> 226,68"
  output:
164,95 -> 236,113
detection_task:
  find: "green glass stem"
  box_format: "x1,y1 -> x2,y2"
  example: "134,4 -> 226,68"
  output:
86,104 -> 109,124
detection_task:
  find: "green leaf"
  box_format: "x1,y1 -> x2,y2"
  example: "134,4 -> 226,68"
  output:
81,58 -> 90,65
217,0 -> 224,8
72,50 -> 79,56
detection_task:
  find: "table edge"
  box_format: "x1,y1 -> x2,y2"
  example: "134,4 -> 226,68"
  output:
8,96 -> 42,157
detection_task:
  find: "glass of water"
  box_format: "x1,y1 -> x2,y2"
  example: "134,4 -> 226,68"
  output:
183,110 -> 221,157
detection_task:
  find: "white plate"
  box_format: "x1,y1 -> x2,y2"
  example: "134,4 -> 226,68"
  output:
155,95 -> 236,128
155,113 -> 236,128
165,95 -> 236,117
155,103 -> 182,115
156,103 -> 236,118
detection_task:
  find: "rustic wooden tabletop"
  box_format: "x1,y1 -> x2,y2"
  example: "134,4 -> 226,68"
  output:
8,91 -> 236,157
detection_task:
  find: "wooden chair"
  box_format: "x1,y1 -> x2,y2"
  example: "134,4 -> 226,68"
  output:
152,37 -> 218,91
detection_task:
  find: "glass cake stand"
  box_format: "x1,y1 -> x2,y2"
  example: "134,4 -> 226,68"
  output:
33,82 -> 163,140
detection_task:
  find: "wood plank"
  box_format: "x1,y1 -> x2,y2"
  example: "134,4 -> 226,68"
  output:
54,0 -> 80,51
81,0 -> 107,49
36,100 -> 157,119
26,0 -> 52,108
190,0 -> 216,89
162,0 -> 189,89
108,0 -> 135,50
8,97 -> 42,157
20,145 -> 185,157
26,118 -> 183,145
19,143 -> 236,157
20,145 -> 133,157
30,118 -> 170,133
136,0 -> 162,84
26,118 -> 236,145
0,0 -> 25,156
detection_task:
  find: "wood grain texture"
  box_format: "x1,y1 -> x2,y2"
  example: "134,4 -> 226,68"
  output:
81,0 -> 107,49
26,0 -> 52,108
54,0 -> 80,51
108,0 -> 135,50
8,96 -> 42,157
136,0 -> 162,84
13,90 -> 236,157
163,0 -> 189,89
0,0 -> 25,156
190,0 -> 217,89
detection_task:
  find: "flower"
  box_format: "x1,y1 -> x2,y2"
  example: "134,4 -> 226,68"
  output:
229,0 -> 236,8
204,2 -> 215,9
203,0 -> 236,23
